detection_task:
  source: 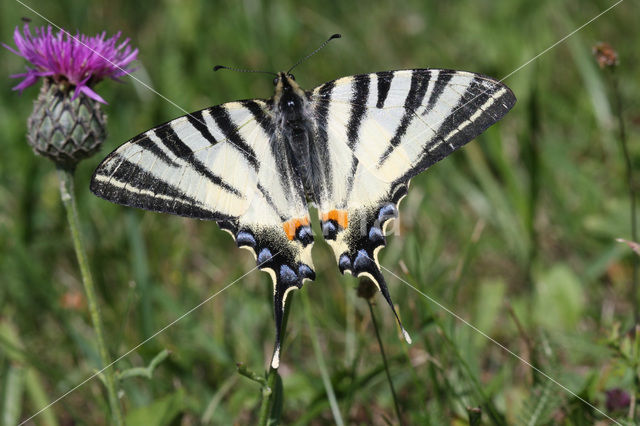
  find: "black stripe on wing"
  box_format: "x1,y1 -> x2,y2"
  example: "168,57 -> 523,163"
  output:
313,81 -> 336,197
376,71 -> 393,108
210,105 -> 260,171
242,99 -> 274,135
422,70 -> 454,116
400,75 -> 516,184
257,182 -> 287,221
378,70 -> 432,163
91,155 -> 233,220
134,134 -> 178,167
186,110 -> 218,145
347,74 -> 370,150
154,125 -> 243,197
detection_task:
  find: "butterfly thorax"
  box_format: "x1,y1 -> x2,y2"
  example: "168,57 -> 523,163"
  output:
273,72 -> 318,202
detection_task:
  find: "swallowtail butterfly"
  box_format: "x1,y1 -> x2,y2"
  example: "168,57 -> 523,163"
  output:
91,35 -> 516,368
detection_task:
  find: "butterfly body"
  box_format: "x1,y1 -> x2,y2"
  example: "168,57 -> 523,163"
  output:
91,67 -> 516,368
274,71 -> 322,201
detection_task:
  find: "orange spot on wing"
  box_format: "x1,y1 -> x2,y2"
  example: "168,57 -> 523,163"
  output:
282,217 -> 310,240
321,209 -> 348,229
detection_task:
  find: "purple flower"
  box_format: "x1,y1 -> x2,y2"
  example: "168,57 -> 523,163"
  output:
605,388 -> 630,412
3,24 -> 137,103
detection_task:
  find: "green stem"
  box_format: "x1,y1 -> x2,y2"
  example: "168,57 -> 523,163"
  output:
257,366 -> 278,425
56,166 -> 123,426
367,300 -> 403,425
257,295 -> 293,425
525,76 -> 541,296
611,72 -> 638,323
300,290 -> 344,426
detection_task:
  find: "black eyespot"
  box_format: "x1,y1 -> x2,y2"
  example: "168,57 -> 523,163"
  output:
273,76 -> 279,86
288,73 -> 295,81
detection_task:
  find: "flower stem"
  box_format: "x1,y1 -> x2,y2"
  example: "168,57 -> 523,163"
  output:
56,166 -> 123,425
257,295 -> 292,426
613,80 -> 640,323
257,365 -> 278,425
367,300 -> 403,425
301,290 -> 344,425
611,72 -> 638,323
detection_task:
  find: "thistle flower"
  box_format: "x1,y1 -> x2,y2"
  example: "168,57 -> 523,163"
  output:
4,24 -> 137,103
4,24 -> 137,168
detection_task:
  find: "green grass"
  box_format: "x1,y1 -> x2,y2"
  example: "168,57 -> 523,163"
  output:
1,0 -> 639,424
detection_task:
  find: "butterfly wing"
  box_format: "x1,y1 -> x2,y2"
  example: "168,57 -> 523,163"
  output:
91,99 -> 314,368
309,69 -> 516,338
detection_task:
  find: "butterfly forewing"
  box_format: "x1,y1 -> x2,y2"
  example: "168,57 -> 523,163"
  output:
312,69 -> 516,185
91,102 -> 268,220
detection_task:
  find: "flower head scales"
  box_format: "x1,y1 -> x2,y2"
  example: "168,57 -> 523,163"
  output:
3,24 -> 138,103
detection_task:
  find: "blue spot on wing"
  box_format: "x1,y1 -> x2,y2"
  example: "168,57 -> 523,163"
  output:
353,249 -> 370,271
236,231 -> 256,247
378,204 -> 398,221
297,226 -> 314,246
368,226 -> 384,244
339,254 -> 351,272
298,264 -> 315,280
258,248 -> 272,264
322,221 -> 337,239
280,264 -> 298,285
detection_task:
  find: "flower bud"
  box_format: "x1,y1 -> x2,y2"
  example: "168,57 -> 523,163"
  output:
357,277 -> 379,300
27,79 -> 107,168
592,42 -> 618,69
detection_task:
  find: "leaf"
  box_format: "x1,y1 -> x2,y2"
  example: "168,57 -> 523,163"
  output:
534,265 -> 585,331
2,363 -> 25,426
125,389 -> 186,426
236,363 -> 268,388
473,278 -> 506,349
518,377 -> 557,426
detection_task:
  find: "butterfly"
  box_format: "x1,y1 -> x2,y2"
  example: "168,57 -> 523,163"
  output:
90,35 -> 516,368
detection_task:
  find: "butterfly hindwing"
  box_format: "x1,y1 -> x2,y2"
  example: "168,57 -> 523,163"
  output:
91,99 -> 315,368
311,69 -> 516,336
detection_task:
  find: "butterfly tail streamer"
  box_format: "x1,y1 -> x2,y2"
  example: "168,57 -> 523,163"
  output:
270,272 -> 302,369
262,253 -> 316,369
360,257 -> 412,344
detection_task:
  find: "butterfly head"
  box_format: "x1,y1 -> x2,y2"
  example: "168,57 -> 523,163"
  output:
273,72 -> 301,92
273,72 -> 306,117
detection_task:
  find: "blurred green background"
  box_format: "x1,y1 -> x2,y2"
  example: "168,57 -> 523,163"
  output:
1,0 -> 639,424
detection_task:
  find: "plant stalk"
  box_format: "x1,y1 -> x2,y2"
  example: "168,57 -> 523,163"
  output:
301,290 -> 344,426
56,166 -> 123,425
257,295 -> 293,425
368,300 -> 403,425
257,367 -> 277,425
611,72 -> 638,323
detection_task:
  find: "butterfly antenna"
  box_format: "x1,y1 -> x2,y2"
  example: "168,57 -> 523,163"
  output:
287,33 -> 342,74
213,65 -> 277,77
